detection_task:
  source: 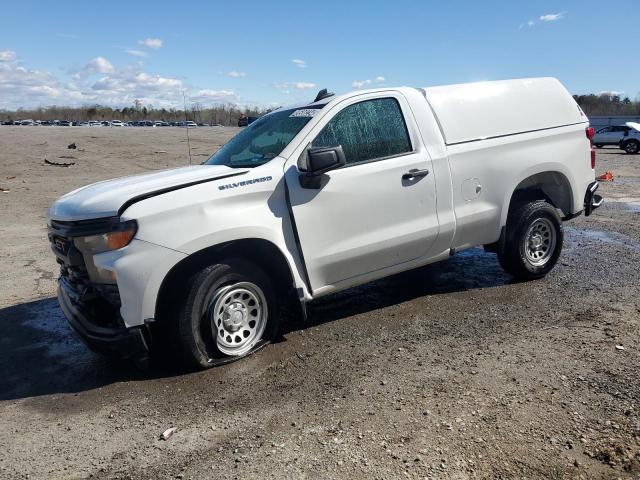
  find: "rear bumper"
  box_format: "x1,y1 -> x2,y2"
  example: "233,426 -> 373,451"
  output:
58,278 -> 149,360
584,181 -> 603,216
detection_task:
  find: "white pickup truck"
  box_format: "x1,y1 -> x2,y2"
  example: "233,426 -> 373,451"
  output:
48,77 -> 603,368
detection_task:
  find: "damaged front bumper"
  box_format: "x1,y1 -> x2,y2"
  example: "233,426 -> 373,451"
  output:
49,217 -> 150,361
584,181 -> 603,216
58,278 -> 149,360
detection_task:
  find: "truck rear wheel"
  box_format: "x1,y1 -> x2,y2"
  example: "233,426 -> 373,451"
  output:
497,200 -> 563,280
175,258 -> 279,369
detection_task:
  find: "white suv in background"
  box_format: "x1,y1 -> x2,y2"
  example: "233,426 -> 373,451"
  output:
592,124 -> 632,147
619,122 -> 640,154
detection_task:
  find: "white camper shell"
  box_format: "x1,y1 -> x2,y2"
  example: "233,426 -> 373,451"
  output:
422,78 -> 587,145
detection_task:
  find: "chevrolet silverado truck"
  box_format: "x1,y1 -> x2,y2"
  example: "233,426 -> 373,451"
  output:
48,77 -> 603,368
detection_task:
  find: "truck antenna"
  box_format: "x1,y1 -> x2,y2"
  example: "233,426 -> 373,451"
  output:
182,90 -> 193,165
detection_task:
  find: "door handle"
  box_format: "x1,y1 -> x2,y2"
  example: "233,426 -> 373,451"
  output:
402,168 -> 430,180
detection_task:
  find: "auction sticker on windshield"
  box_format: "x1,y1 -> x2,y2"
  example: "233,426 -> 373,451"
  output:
289,109 -> 319,118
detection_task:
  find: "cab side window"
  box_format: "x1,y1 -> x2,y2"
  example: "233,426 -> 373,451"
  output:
313,98 -> 412,166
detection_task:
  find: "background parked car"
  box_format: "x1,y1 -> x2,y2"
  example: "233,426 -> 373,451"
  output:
593,125 -> 632,147
619,122 -> 640,154
237,115 -> 258,127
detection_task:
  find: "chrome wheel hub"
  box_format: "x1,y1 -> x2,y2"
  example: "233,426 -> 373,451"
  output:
210,282 -> 267,356
222,302 -> 246,333
524,218 -> 556,266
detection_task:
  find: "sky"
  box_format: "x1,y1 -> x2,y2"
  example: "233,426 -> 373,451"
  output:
0,1 -> 638,111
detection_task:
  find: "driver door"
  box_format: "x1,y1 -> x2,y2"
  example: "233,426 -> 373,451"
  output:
285,92 -> 440,293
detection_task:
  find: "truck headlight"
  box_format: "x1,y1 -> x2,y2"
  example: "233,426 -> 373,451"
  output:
74,220 -> 137,284
74,221 -> 137,254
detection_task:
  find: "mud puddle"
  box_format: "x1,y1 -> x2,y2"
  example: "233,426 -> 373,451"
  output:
565,226 -> 640,252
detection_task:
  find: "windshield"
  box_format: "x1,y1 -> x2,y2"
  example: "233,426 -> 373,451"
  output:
205,107 -> 321,168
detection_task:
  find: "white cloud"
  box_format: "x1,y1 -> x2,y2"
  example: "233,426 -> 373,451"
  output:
352,77 -> 385,89
139,38 -> 163,49
191,89 -> 239,104
292,59 -> 307,68
274,81 -> 316,91
539,12 -> 564,22
0,50 -> 17,62
519,19 -> 537,29
352,79 -> 372,89
92,71 -> 182,93
598,90 -> 625,96
84,57 -> 115,74
0,61 -> 68,109
0,51 -> 244,110
125,49 -> 148,58
227,70 -> 246,78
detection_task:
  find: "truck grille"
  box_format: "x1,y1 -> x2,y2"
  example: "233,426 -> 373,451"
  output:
48,218 -> 123,329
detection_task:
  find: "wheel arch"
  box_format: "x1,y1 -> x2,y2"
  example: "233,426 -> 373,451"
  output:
502,170 -> 574,224
153,238 -> 303,329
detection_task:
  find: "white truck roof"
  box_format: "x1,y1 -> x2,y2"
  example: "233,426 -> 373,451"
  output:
421,77 -> 587,145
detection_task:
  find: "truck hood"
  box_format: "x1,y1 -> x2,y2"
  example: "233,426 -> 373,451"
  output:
48,165 -> 248,221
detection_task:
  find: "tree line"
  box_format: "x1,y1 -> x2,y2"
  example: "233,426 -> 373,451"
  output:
572,93 -> 640,116
2,93 -> 639,123
0,101 -> 268,125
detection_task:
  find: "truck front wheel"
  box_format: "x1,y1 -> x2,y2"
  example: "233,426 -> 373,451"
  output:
497,200 -> 563,280
175,258 -> 279,369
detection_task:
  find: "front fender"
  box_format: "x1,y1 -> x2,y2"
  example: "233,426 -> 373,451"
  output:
119,164 -> 311,313
93,239 -> 187,328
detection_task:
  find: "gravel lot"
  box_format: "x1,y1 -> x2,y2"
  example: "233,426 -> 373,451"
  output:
0,127 -> 638,479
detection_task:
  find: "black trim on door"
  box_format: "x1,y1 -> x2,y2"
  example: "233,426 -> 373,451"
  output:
283,177 -> 313,297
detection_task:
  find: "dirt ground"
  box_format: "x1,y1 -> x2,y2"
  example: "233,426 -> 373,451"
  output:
0,126 -> 638,480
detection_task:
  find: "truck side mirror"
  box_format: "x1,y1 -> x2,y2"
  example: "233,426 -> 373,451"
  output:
298,145 -> 346,188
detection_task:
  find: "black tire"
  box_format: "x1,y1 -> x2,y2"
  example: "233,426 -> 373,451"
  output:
174,258 -> 279,369
624,139 -> 640,154
497,200 -> 563,280
594,144 -> 603,148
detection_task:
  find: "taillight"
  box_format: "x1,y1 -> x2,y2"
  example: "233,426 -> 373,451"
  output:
586,127 -> 596,169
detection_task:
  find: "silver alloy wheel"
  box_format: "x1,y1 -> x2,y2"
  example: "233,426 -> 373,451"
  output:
627,141 -> 639,153
524,217 -> 556,266
210,282 -> 268,356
